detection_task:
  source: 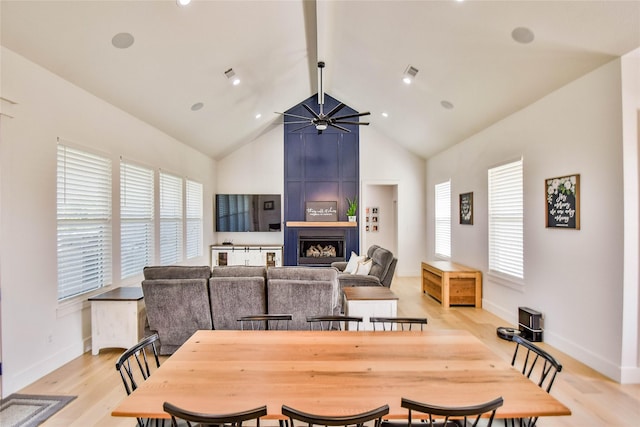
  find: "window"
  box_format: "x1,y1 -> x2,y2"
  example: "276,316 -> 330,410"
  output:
121,161 -> 154,279
488,159 -> 524,279
185,179 -> 203,259
57,144 -> 112,300
434,180 -> 451,258
159,172 -> 183,265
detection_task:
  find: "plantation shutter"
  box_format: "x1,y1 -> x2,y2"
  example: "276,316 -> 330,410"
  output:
57,143 -> 112,300
121,161 -> 154,278
434,180 -> 451,258
488,159 -> 524,279
159,172 -> 183,265
186,179 -> 203,259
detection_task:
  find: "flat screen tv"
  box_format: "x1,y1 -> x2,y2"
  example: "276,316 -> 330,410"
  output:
215,194 -> 282,232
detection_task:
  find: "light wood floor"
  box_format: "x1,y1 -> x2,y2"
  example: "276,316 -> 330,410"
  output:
14,276 -> 640,426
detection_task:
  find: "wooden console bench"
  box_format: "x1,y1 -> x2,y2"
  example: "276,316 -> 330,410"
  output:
421,261 -> 482,308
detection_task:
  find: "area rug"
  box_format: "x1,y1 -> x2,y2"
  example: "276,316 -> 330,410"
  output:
0,393 -> 77,427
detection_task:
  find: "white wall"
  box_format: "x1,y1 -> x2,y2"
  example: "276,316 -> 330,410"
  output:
620,48 -> 640,383
426,58 -> 633,382
214,126 -> 284,246
360,126 -> 426,277
362,184 -> 397,257
0,47 -> 217,396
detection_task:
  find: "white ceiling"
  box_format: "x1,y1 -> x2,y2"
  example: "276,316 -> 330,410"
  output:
2,0 -> 639,160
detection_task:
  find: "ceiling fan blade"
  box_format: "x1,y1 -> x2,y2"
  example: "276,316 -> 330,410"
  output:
333,121 -> 370,126
283,120 -> 314,124
328,123 -> 351,133
331,111 -> 371,120
302,104 -> 321,120
325,103 -> 346,118
289,123 -> 315,133
275,111 -> 315,121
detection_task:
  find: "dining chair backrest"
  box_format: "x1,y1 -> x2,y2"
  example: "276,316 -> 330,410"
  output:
163,402 -> 267,427
115,334 -> 165,427
238,314 -> 292,330
307,315 -> 364,331
506,335 -> 563,427
370,317 -> 428,331
282,404 -> 389,427
399,396 -> 503,427
510,335 -> 562,393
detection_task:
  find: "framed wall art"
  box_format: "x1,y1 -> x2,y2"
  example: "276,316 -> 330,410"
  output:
459,192 -> 473,225
545,174 -> 580,229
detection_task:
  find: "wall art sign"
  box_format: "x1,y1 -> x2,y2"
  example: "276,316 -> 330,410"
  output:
459,192 -> 473,225
545,174 -> 580,229
305,201 -> 338,221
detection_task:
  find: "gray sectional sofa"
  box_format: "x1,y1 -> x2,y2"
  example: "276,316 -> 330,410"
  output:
141,265 -> 339,354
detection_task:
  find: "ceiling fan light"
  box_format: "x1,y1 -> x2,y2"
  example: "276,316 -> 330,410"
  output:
316,123 -> 328,131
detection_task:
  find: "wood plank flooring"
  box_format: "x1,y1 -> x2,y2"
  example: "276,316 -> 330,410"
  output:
14,276 -> 640,426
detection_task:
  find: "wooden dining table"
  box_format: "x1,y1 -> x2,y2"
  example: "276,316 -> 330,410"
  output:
112,329 -> 571,421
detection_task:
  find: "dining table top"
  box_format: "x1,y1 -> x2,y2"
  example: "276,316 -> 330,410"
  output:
112,329 -> 571,420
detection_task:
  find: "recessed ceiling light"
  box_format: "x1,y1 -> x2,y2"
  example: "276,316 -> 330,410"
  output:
512,27 -> 535,44
177,0 -> 191,6
255,113 -> 262,119
191,102 -> 204,111
111,32 -> 134,49
441,100 -> 454,110
381,112 -> 389,118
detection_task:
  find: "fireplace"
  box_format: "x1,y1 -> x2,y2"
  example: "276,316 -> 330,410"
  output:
298,231 -> 345,266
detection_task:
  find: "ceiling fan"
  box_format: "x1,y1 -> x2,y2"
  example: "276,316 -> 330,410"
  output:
277,61 -> 370,133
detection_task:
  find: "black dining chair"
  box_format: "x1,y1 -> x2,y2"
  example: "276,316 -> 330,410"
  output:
504,335 -> 563,427
238,314 -> 292,330
307,315 -> 364,331
381,396 -> 504,427
370,317 -> 428,331
115,334 -> 166,427
282,403 -> 389,427
163,402 -> 267,427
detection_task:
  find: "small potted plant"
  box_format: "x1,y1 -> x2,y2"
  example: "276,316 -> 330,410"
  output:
346,196 -> 358,222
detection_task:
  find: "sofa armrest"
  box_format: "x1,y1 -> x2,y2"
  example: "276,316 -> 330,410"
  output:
331,261 -> 348,272
337,274 -> 383,287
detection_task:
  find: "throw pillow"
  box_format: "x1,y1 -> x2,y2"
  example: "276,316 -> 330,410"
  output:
353,258 -> 373,276
344,251 -> 365,274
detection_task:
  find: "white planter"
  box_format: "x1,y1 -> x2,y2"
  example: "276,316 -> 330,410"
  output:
348,216 -> 357,222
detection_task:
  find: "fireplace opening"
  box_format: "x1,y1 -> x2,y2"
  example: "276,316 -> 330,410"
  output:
298,234 -> 345,266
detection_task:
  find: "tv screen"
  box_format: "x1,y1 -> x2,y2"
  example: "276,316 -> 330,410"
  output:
215,194 -> 282,232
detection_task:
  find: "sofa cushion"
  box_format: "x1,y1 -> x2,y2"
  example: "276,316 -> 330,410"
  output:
143,265 -> 211,280
344,251 -> 365,274
267,279 -> 337,330
211,265 -> 266,278
141,279 -> 213,355
267,266 -> 338,282
209,276 -> 267,329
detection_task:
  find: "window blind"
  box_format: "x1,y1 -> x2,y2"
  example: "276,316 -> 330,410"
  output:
488,159 -> 524,279
121,161 -> 154,279
186,179 -> 203,259
434,180 -> 451,258
159,172 -> 183,265
57,144 -> 112,300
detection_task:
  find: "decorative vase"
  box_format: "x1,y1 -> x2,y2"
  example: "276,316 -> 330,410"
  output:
348,216 -> 357,223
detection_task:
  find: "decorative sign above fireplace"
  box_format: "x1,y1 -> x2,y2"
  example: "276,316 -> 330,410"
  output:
305,201 -> 338,222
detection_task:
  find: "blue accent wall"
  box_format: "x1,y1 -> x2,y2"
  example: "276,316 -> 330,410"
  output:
283,94 -> 360,265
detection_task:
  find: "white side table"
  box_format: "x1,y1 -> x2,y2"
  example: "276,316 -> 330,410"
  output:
89,287 -> 145,355
343,286 -> 398,331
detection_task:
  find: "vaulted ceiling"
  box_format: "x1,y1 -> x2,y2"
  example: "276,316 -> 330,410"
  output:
2,0 -> 639,160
